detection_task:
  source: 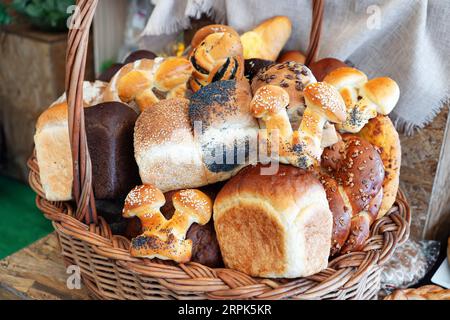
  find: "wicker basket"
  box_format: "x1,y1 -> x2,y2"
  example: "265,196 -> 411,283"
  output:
28,0 -> 411,300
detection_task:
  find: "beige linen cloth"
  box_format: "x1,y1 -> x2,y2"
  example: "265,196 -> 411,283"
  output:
143,0 -> 450,134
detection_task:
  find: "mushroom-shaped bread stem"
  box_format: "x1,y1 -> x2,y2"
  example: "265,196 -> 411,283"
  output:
292,82 -> 346,168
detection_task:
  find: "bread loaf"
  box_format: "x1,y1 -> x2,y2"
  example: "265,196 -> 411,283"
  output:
134,80 -> 259,192
34,81 -> 106,201
241,16 -> 292,61
214,164 -> 332,278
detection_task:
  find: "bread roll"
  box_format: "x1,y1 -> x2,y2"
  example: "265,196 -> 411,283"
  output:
34,81 -> 106,201
214,164 -> 332,278
241,16 -> 292,61
134,79 -> 259,192
251,62 -> 317,130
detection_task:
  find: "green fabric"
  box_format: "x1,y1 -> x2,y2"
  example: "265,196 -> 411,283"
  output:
0,175 -> 52,259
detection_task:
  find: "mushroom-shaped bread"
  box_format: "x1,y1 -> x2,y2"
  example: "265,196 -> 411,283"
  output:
122,184 -> 166,233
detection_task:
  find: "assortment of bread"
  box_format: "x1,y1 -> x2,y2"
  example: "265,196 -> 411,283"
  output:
34,16 -> 405,281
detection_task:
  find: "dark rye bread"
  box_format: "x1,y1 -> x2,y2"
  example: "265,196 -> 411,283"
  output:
85,102 -> 140,200
189,80 -> 259,183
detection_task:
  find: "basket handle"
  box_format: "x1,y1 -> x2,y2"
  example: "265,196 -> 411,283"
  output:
66,0 -> 98,224
66,0 -> 324,225
305,0 -> 324,66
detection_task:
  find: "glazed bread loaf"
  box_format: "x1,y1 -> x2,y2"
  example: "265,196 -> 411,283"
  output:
34,81 -> 106,201
134,80 -> 259,192
213,164 -> 332,278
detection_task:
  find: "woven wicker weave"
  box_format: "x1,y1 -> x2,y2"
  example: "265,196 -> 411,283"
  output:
28,0 -> 411,300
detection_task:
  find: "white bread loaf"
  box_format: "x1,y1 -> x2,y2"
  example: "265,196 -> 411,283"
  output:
34,81 -> 106,201
213,164 -> 333,278
134,80 -> 259,192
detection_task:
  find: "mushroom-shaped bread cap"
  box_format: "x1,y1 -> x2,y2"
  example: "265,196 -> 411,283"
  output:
360,77 -> 400,115
323,67 -> 368,90
323,67 -> 368,108
304,82 -> 346,123
123,184 -> 166,218
251,85 -> 290,118
172,189 -> 213,226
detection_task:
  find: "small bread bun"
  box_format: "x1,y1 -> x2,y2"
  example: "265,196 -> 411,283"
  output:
360,77 -> 400,115
241,16 -> 292,61
278,50 -> 306,64
190,24 -> 239,49
309,58 -> 348,81
214,164 -> 332,278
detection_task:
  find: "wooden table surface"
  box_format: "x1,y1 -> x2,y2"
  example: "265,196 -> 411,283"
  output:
0,233 -> 91,300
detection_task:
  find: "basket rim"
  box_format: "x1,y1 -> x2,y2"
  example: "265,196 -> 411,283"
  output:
27,152 -> 411,300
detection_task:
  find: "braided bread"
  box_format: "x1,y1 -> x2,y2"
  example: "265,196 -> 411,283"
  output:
102,57 -> 193,112
321,134 -> 385,255
251,82 -> 346,169
123,184 -> 212,263
189,28 -> 244,92
324,67 -> 400,133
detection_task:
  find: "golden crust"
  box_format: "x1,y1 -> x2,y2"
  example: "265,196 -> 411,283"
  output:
251,85 -> 290,117
323,67 -> 368,89
214,164 -> 332,278
304,82 -> 346,123
355,115 -> 401,218
123,184 -> 165,213
241,16 -> 292,61
361,77 -> 400,115
191,24 -> 239,50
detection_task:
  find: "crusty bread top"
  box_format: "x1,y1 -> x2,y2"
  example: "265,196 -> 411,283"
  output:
36,81 -> 107,133
323,67 -> 368,89
134,98 -> 192,155
214,164 -> 325,215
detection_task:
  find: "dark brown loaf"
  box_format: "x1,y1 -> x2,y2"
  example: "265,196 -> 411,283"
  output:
85,102 -> 141,200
